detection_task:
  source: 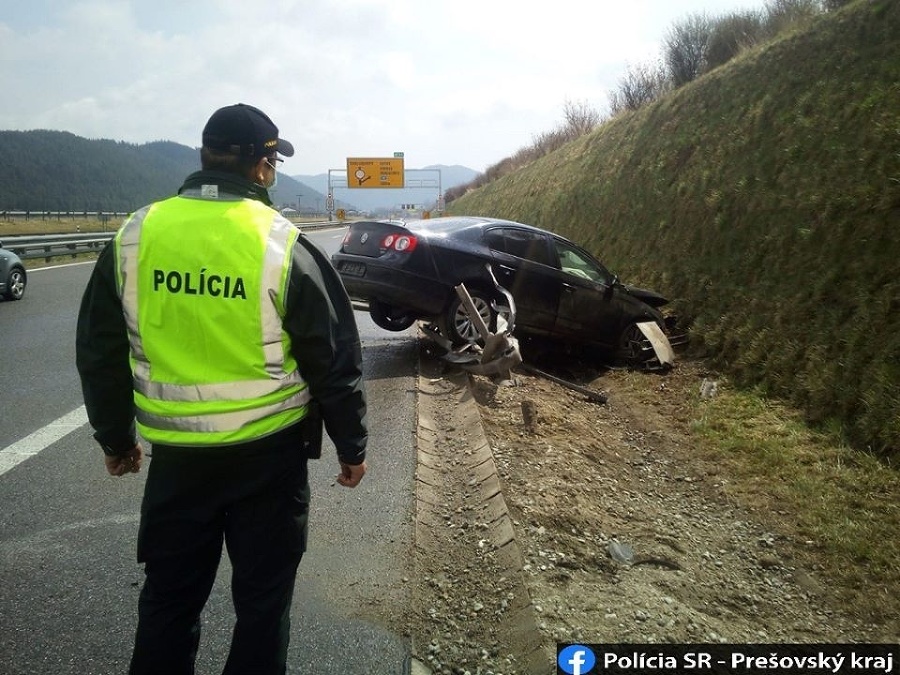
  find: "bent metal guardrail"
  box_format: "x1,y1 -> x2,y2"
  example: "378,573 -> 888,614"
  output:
2,222 -> 344,262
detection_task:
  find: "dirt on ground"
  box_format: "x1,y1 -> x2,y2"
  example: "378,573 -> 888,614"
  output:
401,337 -> 897,675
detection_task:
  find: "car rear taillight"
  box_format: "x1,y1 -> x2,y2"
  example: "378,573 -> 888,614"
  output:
381,233 -> 418,253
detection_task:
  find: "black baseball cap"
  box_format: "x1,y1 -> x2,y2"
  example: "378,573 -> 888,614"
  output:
202,103 -> 294,158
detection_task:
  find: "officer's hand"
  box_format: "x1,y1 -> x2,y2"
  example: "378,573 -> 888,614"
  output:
336,460 -> 366,488
105,443 -> 144,477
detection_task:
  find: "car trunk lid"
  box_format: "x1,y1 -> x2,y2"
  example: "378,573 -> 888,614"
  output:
340,221 -> 415,258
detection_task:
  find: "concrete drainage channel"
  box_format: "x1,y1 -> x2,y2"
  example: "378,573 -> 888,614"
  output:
408,341 -> 549,675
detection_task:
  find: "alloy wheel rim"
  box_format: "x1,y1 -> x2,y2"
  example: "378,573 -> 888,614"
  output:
455,297 -> 491,341
10,272 -> 24,297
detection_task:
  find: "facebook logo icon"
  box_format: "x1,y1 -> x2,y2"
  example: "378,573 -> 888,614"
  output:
558,644 -> 596,674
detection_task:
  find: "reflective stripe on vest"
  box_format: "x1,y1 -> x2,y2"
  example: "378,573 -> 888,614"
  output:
114,195 -> 310,445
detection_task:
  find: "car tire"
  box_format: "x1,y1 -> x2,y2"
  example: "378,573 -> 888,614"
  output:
618,322 -> 652,365
439,288 -> 497,345
3,267 -> 26,300
368,299 -> 416,331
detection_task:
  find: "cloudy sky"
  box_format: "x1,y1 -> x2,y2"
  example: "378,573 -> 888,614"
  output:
1,0 -> 765,175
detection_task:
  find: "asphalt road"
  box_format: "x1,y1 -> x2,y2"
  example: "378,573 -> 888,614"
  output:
0,227 -> 419,674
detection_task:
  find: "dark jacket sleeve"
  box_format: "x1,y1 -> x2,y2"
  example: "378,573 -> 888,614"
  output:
75,242 -> 137,452
283,234 -> 367,464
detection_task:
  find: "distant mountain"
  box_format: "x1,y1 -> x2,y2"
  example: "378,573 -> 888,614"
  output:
0,130 -> 331,214
269,177 -> 350,215
0,131 -> 194,211
291,164 -> 479,214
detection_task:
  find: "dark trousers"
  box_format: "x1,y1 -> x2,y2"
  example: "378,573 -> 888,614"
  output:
129,431 -> 310,675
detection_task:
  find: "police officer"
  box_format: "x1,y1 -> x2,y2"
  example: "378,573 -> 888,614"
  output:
76,103 -> 368,675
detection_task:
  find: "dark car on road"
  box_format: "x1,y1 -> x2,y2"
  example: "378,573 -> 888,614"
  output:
0,240 -> 27,301
332,216 -> 682,366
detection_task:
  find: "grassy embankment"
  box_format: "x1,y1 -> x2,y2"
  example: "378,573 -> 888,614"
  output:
0,217 -> 117,237
449,0 -> 900,621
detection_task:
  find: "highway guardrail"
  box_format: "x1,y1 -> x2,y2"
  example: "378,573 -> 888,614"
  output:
2,221 -> 345,262
2,233 -> 113,261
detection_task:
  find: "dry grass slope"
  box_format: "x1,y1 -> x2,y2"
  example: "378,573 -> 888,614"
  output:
448,0 -> 900,458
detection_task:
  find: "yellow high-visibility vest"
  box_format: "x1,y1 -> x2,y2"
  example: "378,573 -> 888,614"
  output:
114,194 -> 310,446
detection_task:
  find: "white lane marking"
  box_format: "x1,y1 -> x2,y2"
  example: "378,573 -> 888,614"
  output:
26,260 -> 96,272
0,406 -> 89,476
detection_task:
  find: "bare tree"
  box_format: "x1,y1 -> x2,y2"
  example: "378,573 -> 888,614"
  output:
705,10 -> 766,71
764,0 -> 822,35
529,127 -> 570,158
609,60 -> 671,114
562,99 -> 602,139
664,12 -> 714,87
523,100 -> 603,162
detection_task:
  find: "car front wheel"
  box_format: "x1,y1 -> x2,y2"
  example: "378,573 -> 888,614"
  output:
3,267 -> 26,300
438,289 -> 496,345
368,299 -> 416,331
618,321 -> 654,365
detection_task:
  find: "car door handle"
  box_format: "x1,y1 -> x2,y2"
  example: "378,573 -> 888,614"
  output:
496,264 -> 515,275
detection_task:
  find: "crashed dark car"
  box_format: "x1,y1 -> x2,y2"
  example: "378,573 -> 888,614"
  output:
331,216 -> 683,366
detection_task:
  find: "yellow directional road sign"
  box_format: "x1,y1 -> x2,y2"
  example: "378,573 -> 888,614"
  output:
346,157 -> 405,188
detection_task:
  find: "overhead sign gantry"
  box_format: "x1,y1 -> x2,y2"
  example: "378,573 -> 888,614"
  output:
326,152 -> 443,220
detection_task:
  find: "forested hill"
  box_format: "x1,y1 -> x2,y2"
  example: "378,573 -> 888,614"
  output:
0,130 -> 345,213
0,130 -> 199,212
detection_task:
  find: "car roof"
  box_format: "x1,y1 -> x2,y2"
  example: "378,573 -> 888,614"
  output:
354,215 -> 580,248
377,215 -> 553,238
406,215 -> 533,230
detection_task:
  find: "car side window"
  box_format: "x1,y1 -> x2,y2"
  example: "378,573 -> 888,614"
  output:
555,241 -> 608,284
490,228 -> 554,266
484,229 -> 507,254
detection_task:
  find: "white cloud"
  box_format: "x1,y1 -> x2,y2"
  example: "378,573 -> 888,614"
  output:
0,0 -> 766,174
